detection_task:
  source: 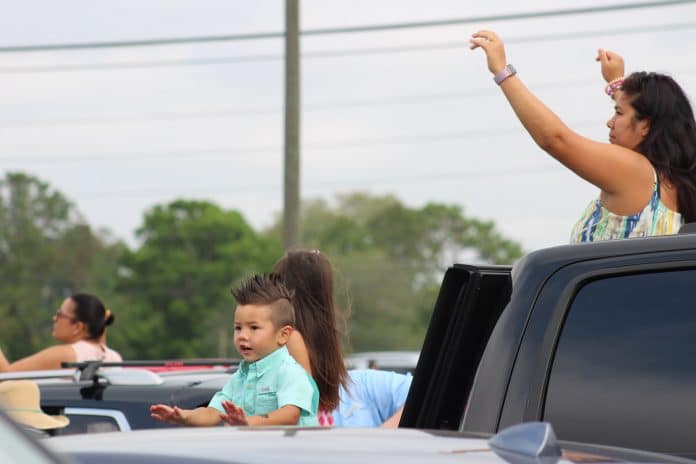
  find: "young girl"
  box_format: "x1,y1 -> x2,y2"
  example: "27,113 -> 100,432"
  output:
271,249 -> 349,426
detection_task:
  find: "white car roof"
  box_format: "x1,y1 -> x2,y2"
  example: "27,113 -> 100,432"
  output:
345,351 -> 420,370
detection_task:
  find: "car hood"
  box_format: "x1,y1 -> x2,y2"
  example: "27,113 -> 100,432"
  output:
46,427 -> 504,464
44,427 -> 649,464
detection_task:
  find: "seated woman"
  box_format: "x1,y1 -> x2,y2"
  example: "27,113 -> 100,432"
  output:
0,293 -> 122,372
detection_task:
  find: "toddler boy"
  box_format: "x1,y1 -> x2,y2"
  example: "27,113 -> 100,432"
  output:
150,274 -> 319,426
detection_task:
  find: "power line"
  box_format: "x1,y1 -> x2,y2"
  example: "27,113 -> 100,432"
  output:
0,54 -> 282,73
0,120 -> 602,165
5,60 -> 696,129
67,164 -> 567,200
0,0 -> 692,53
301,0 -> 695,35
0,32 -> 283,53
1,20 -> 694,74
0,78 -> 593,129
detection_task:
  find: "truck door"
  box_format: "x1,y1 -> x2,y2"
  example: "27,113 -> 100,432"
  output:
504,255 -> 696,458
401,264 -> 511,429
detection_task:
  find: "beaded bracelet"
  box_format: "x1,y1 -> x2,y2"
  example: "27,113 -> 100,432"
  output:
605,77 -> 624,97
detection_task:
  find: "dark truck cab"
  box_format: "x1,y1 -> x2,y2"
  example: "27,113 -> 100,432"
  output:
402,232 -> 696,458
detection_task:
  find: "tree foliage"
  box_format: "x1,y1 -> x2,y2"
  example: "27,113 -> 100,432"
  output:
265,193 -> 524,352
0,172 -> 124,359
0,172 -> 523,360
117,200 -> 282,358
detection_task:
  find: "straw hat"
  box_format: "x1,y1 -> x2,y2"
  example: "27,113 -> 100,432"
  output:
0,380 -> 69,430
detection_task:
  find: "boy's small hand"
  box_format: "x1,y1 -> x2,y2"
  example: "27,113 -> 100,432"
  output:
150,404 -> 187,425
220,400 -> 248,426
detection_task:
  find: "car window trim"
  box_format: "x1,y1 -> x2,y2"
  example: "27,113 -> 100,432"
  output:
63,408 -> 131,431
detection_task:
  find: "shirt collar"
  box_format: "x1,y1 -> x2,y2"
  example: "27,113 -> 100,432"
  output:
239,345 -> 289,376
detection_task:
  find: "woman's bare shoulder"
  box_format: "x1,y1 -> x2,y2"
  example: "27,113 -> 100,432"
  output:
4,344 -> 76,372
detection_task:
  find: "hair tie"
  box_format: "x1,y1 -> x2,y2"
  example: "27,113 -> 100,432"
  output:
605,77 -> 624,98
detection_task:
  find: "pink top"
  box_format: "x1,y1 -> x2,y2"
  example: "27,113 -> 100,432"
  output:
71,340 -> 123,362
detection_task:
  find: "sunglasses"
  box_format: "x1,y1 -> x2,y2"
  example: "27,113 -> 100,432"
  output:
54,309 -> 77,323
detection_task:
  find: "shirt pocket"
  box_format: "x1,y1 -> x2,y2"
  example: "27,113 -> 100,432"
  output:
255,390 -> 279,415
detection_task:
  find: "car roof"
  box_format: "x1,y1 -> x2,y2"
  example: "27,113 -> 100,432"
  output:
0,359 -> 238,382
32,368 -> 230,403
345,351 -> 419,372
46,427 -> 506,464
0,365 -> 234,387
46,424 -> 691,464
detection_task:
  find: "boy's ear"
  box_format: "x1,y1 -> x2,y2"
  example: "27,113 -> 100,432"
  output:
277,325 -> 293,345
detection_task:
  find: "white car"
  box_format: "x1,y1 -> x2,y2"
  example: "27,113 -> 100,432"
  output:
0,409 -> 69,464
344,351 -> 419,373
45,421 -> 690,464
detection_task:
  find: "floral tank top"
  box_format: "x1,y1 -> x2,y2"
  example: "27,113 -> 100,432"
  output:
569,168 -> 683,243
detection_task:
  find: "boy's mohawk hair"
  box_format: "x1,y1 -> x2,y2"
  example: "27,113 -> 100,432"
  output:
231,274 -> 295,306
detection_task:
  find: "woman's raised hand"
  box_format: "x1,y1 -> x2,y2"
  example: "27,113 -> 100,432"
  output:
596,48 -> 625,83
469,30 -> 507,75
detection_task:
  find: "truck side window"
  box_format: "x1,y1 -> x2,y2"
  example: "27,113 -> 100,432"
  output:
544,269 -> 696,457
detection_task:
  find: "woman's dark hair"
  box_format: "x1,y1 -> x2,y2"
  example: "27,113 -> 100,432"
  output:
70,293 -> 114,341
623,72 -> 696,222
271,250 -> 348,412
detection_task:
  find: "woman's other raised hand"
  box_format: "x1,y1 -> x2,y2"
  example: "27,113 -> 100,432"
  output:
469,30 -> 507,75
596,48 -> 625,83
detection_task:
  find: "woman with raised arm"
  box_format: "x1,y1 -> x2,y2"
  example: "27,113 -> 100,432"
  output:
0,293 -> 122,372
470,31 -> 696,242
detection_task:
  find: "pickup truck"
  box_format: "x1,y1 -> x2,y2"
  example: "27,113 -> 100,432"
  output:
401,232 -> 696,459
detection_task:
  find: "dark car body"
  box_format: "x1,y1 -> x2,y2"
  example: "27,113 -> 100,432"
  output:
402,232 -> 696,457
2,355 -> 413,436
0,366 -> 232,434
51,370 -> 230,434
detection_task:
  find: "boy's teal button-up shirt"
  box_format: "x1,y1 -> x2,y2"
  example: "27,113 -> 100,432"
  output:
208,345 -> 319,426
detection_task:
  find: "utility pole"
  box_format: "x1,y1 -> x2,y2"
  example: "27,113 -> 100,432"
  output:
283,0 -> 300,250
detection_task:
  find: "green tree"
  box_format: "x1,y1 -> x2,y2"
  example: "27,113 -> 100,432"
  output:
117,200 -> 282,359
264,192 -> 524,352
0,172 -> 124,359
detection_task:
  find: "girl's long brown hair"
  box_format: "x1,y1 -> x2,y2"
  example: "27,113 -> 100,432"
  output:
271,250 -> 348,411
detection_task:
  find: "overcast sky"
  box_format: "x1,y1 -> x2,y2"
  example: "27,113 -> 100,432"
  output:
1,0 -> 695,252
